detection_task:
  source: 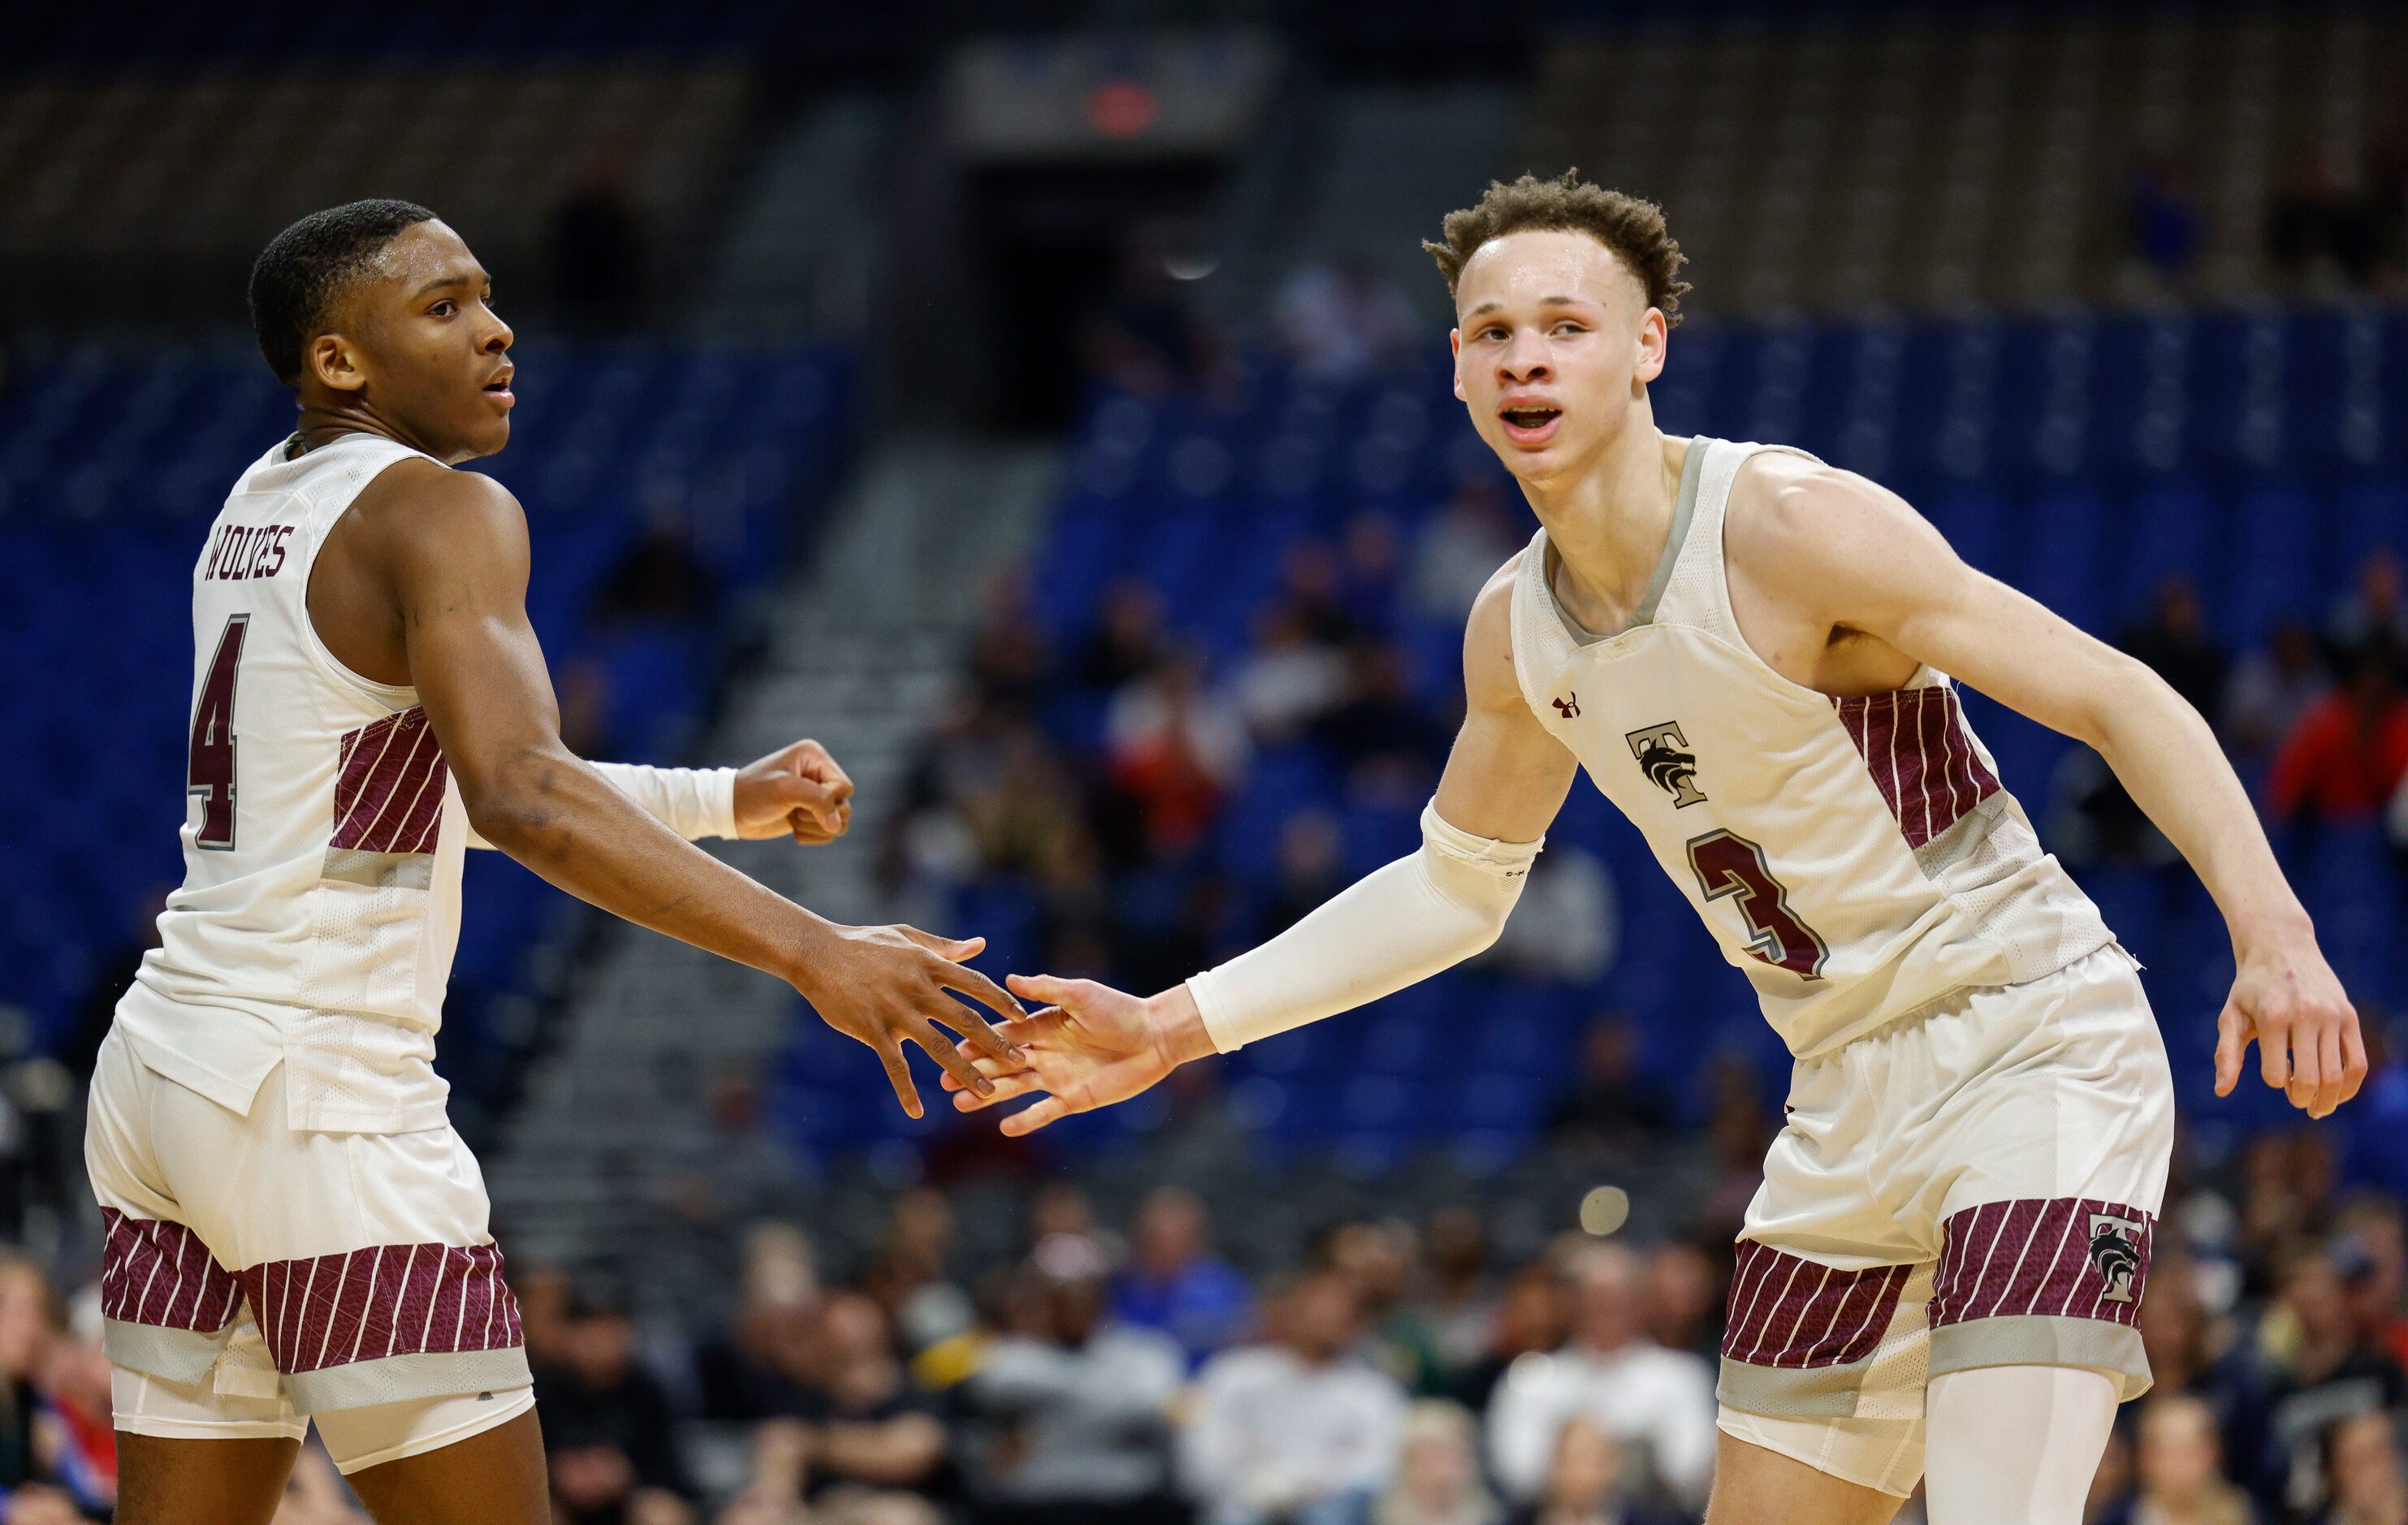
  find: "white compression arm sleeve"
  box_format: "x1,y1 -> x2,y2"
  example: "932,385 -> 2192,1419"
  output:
1184,802 -> 1541,1054
461,763 -> 740,849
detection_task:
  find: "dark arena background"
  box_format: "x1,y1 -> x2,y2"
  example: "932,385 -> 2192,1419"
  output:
2,2 -> 2407,1521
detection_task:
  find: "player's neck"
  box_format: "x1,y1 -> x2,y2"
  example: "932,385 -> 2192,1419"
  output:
292,398 -> 447,463
1522,419 -> 1682,632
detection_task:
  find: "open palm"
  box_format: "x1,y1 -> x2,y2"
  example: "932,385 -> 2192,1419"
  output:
943,974 -> 1184,1136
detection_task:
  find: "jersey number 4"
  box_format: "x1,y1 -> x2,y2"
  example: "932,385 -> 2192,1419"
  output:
1687,828 -> 1828,978
188,614 -> 249,850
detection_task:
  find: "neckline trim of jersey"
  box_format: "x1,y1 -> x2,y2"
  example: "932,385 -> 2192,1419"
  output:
1540,434 -> 1707,647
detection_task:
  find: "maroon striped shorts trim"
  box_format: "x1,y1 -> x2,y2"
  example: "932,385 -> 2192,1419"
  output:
1930,1197 -> 2152,1330
1720,1241 -> 1913,1370
99,1208 -> 242,1335
99,1211 -> 525,1376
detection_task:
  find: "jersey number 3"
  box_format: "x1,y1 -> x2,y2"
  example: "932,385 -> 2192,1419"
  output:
1687,829 -> 1827,978
188,614 -> 249,850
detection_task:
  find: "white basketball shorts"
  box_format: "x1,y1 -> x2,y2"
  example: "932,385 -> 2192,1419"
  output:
1713,944 -> 2175,1496
84,1026 -> 533,1472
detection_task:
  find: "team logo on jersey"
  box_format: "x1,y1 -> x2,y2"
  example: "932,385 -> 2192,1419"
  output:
1626,722 -> 1707,808
1552,693 -> 1581,719
2086,1212 -> 2147,1303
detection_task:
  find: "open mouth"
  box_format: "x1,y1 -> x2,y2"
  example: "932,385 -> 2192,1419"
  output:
482,371 -> 516,405
1499,404 -> 1562,439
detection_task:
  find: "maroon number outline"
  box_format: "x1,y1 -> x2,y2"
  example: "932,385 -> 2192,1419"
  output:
188,613 -> 249,850
1685,827 -> 1827,979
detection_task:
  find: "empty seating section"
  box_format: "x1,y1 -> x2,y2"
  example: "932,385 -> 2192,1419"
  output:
1533,13 -> 2408,311
0,63 -> 753,325
770,303 -> 2406,1164
0,339 -> 854,1107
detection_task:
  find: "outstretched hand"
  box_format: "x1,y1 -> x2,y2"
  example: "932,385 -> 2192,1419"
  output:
734,738 -> 854,843
797,926 -> 1028,1119
2213,929 -> 2366,1121
942,976 -> 1217,1137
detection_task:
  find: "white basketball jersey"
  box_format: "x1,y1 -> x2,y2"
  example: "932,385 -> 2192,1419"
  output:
116,431 -> 466,1131
1508,438 -> 2112,1060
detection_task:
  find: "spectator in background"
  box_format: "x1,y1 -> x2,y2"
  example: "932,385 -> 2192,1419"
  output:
1485,1245 -> 1717,1514
275,1443 -> 374,1524
1104,654 -> 1250,853
1261,810 -> 1348,940
861,1189 -> 976,1354
534,1279 -> 697,1525
2265,649 -> 2408,827
2258,1247 -> 2408,1517
1547,1017 -> 1672,1152
591,516 -> 711,628
2126,157 -> 2204,292
1183,1269 -> 1408,1525
2138,1251 -> 2274,1503
1514,1417 -> 1677,1525
1455,1262 -> 1568,1412
695,1225 -> 819,1423
2226,620 -> 2332,765
968,569 -> 1053,719
1110,1187 -> 1253,1369
2327,551 -> 2408,673
2268,158 -> 2384,289
2319,1412 -> 2408,1525
1403,1208 -> 1500,1401
1641,1246 -> 1719,1362
1234,606 -> 1349,743
962,1234 -> 1187,1525
551,151 -> 646,329
1273,255 -> 1421,384
1080,580 -> 1171,693
2126,577 -> 2232,719
793,1292 -> 946,1507
1374,1400 -> 1504,1525
2107,1394 -> 2257,1525
1410,481 -> 1521,627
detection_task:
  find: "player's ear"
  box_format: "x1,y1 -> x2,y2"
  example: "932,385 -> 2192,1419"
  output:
1634,309 -> 1668,386
1450,328 -> 1466,400
309,333 -> 368,395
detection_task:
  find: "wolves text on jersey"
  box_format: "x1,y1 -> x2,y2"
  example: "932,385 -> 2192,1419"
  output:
204,523 -> 294,581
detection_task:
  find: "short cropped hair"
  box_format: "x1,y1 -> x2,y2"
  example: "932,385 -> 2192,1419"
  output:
248,199 -> 438,383
1424,171 -> 1689,326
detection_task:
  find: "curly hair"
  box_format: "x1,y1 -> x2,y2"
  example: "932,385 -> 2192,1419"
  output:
248,199 -> 438,384
1424,171 -> 1689,326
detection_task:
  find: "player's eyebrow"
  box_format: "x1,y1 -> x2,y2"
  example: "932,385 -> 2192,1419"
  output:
410,270 -> 486,298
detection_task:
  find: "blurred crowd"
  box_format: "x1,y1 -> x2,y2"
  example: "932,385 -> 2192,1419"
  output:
517,1142 -> 2408,1525
2047,546 -> 2408,866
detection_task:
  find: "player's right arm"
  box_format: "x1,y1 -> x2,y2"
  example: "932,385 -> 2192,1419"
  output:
946,558 -> 1581,1135
351,463 -> 1020,1116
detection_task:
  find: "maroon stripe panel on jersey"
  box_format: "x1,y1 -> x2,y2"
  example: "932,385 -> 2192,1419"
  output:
1929,1198 -> 2154,1330
1720,1239 -> 1913,1369
98,1208 -> 243,1335
332,706 -> 448,856
1831,685 -> 2003,849
236,1241 -> 525,1377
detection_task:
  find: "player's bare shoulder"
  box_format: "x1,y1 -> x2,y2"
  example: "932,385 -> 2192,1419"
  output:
1724,451 -> 1957,611
1463,550 -> 1528,715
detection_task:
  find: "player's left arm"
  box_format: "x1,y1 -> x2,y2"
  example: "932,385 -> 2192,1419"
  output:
1754,462 -> 2363,1119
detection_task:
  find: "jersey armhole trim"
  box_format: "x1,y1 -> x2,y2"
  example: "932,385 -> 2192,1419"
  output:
293,449 -> 435,707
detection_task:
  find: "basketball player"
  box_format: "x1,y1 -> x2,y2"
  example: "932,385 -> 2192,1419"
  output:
944,173 -> 2367,1524
84,200 -> 1025,1523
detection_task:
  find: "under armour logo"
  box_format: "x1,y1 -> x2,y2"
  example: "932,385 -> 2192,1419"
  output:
1625,721 -> 1707,808
1553,693 -> 1580,719
2086,1212 -> 2147,1304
